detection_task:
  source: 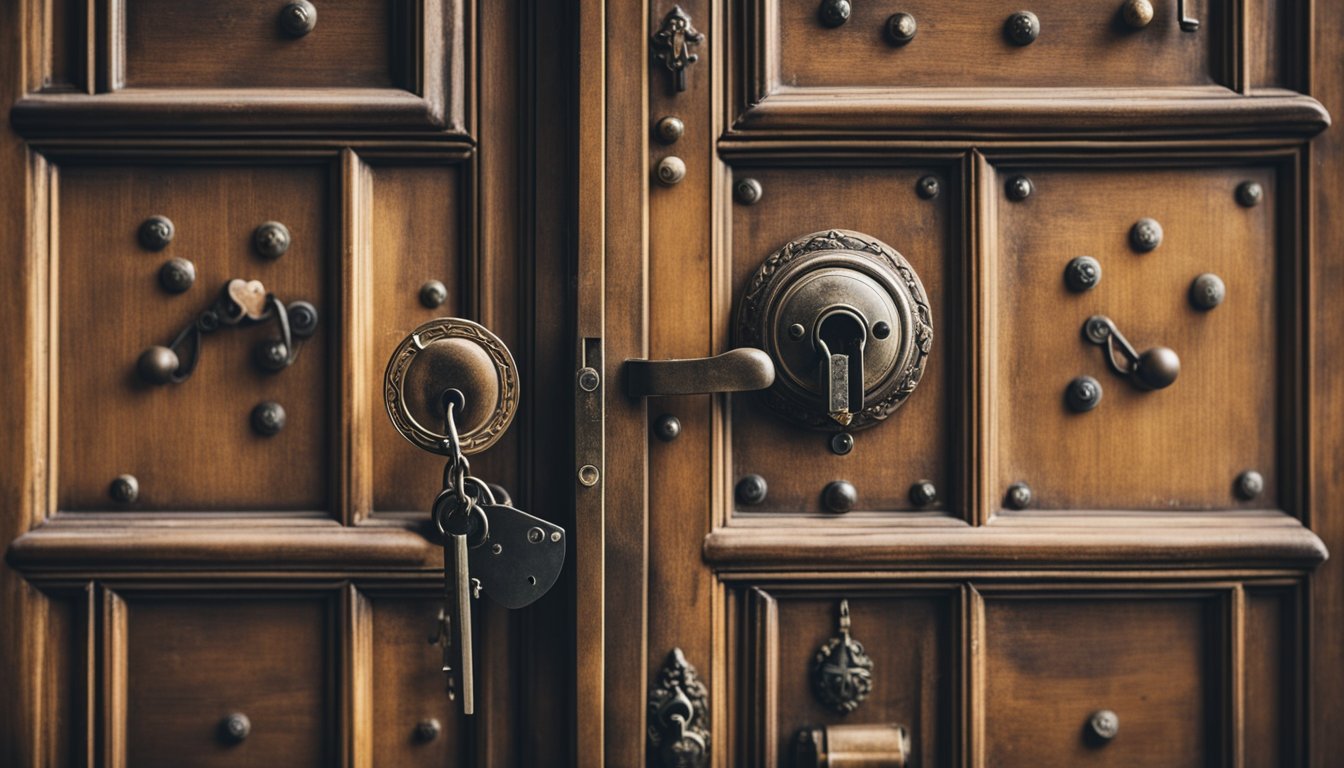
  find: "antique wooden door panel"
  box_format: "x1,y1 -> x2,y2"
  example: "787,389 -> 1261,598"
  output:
1,0 -> 572,765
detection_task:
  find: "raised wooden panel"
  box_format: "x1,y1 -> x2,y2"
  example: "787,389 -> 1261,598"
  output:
56,162 -> 331,512
991,162 -> 1288,512
982,593 -> 1223,767
739,586 -> 954,766
370,596 -> 468,766
729,165 -> 961,515
368,163 -> 467,514
1244,588 -> 1298,767
122,594 -> 332,767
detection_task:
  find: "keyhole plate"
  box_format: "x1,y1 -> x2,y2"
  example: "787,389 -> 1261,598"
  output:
384,317 -> 519,456
736,229 -> 933,431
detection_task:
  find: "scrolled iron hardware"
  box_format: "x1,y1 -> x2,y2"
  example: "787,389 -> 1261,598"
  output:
812,599 -> 874,714
652,6 -> 704,93
648,648 -> 710,768
1082,315 -> 1179,390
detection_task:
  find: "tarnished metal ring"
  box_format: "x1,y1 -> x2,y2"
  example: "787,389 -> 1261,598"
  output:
433,490 -> 489,547
384,317 -> 518,456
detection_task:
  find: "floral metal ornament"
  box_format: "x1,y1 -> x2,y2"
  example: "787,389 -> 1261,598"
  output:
812,600 -> 874,714
652,6 -> 704,92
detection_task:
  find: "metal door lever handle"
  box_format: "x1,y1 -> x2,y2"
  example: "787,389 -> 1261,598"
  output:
624,348 -> 775,398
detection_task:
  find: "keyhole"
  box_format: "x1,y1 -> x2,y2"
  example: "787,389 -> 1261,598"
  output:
816,310 -> 867,423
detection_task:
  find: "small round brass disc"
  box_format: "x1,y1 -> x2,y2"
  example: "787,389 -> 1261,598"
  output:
384,317 -> 519,456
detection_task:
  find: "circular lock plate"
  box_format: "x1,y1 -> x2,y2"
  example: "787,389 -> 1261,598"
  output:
736,229 -> 933,431
384,317 -> 519,456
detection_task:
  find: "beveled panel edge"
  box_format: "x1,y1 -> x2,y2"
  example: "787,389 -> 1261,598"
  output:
704,510 -> 1327,569
727,87 -> 1330,141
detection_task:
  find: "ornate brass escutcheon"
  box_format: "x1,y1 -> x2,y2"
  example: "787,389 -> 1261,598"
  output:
737,229 -> 932,431
648,648 -> 711,768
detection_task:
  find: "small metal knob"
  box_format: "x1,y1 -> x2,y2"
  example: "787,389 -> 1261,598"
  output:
909,480 -> 938,507
220,712 -> 251,744
138,215 -> 174,251
1064,256 -> 1101,292
655,116 -> 685,144
254,339 -> 291,372
656,156 -> 687,186
577,366 -> 601,392
1006,482 -> 1032,510
830,432 -> 854,455
1121,0 -> 1153,29
653,414 -> 682,441
251,402 -> 287,436
419,280 -> 448,309
916,175 -> 940,199
1189,273 -> 1225,310
1087,709 -> 1119,742
279,0 -> 317,36
158,257 -> 196,294
109,474 -> 139,504
736,474 -> 768,506
1133,346 -> 1180,390
734,178 -> 763,205
1005,175 -> 1034,201
822,480 -> 857,513
1065,376 -> 1103,412
818,0 -> 851,27
253,221 -> 291,259
887,12 -> 918,45
1005,11 -> 1040,45
137,345 -> 181,385
1236,181 -> 1264,207
1129,218 -> 1163,252
415,718 -> 441,742
1235,470 -> 1264,501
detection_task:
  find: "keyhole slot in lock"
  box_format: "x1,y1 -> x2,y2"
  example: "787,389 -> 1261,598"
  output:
815,309 -> 868,426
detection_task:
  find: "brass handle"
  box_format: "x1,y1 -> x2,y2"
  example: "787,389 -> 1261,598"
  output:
796,724 -> 911,767
1082,315 -> 1179,390
624,348 -> 775,398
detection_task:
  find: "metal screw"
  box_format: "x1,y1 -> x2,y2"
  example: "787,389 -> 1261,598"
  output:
887,12 -> 918,45
736,474 -> 768,506
872,321 -> 891,340
830,432 -> 854,455
1006,175 -> 1034,201
221,712 -> 251,744
279,0 -> 317,36
109,474 -> 139,504
818,0 -> 851,27
138,215 -> 174,251
1064,256 -> 1102,292
253,221 -> 291,259
735,177 -> 763,205
655,116 -> 685,144
254,339 -> 290,372
415,718 -> 441,742
1189,273 -> 1225,310
1005,10 -> 1041,45
916,175 -> 941,199
787,323 -> 806,341
1236,181 -> 1264,207
419,280 -> 448,309
656,156 -> 687,186
527,527 -> 545,543
1088,709 -> 1119,741
1006,482 -> 1033,510
491,543 -> 503,555
822,480 -> 858,513
909,480 -> 938,507
654,414 -> 682,441
1235,470 -> 1264,501
578,464 -> 600,487
1129,218 -> 1163,252
250,401 -> 287,436
550,531 -> 562,542
577,367 -> 600,392
1065,376 -> 1103,413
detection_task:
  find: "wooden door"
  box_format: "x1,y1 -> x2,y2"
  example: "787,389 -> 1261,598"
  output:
582,1 -> 1344,767
0,1 -> 573,765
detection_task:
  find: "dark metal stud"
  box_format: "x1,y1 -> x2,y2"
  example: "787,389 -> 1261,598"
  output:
288,301 -> 319,338
158,257 -> 196,293
822,480 -> 857,513
577,366 -> 600,392
1005,11 -> 1040,45
1235,470 -> 1264,501
736,474 -> 768,506
1236,181 -> 1264,207
1087,710 -> 1119,742
909,480 -> 938,507
818,0 -> 851,27
251,402 -> 287,436
1064,256 -> 1101,292
734,177 -> 763,205
109,474 -> 139,504
656,156 -> 686,186
1121,0 -> 1153,29
419,280 -> 448,309
138,215 -> 175,251
1005,482 -> 1032,509
220,712 -> 251,744
1134,347 -> 1180,390
656,116 -> 685,144
254,221 -> 291,259
1129,218 -> 1163,252
886,12 -> 918,45
137,345 -> 180,385
279,0 -> 317,36
916,175 -> 941,199
787,323 -> 806,341
1189,273 -> 1225,310
654,414 -> 682,442
1006,175 -> 1034,201
415,718 -> 441,743
254,339 -> 290,372
830,432 -> 854,455
1066,375 -> 1103,412
872,321 -> 891,340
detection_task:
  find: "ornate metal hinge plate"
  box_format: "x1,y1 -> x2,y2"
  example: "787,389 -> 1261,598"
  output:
648,648 -> 710,767
812,600 -> 874,714
652,6 -> 703,93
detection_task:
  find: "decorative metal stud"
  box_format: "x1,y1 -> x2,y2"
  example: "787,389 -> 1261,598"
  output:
812,600 -> 874,714
137,345 -> 180,385
279,0 -> 317,36
656,156 -> 687,186
916,175 -> 941,200
109,474 -> 139,504
1066,375 -> 1103,412
736,474 -> 768,506
787,323 -> 806,341
1129,218 -> 1163,252
887,12 -> 918,45
578,464 -> 600,487
1006,175 -> 1034,201
415,718 -> 441,742
647,649 -> 711,768
1121,0 -> 1153,29
1189,273 -> 1225,310
138,215 -> 175,251
254,339 -> 290,372
1005,11 -> 1040,45
654,414 -> 682,441
420,280 -> 448,309
1087,710 -> 1119,742
909,480 -> 938,507
822,480 -> 857,513
734,177 -> 763,205
830,432 -> 854,455
288,301 -> 320,338
656,116 -> 685,144
1235,470 -> 1264,501
157,257 -> 196,293
220,712 -> 251,744
1236,181 -> 1264,207
818,0 -> 851,27
1064,256 -> 1101,292
1006,482 -> 1032,509
254,221 -> 291,259
652,6 -> 704,92
251,401 -> 287,436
